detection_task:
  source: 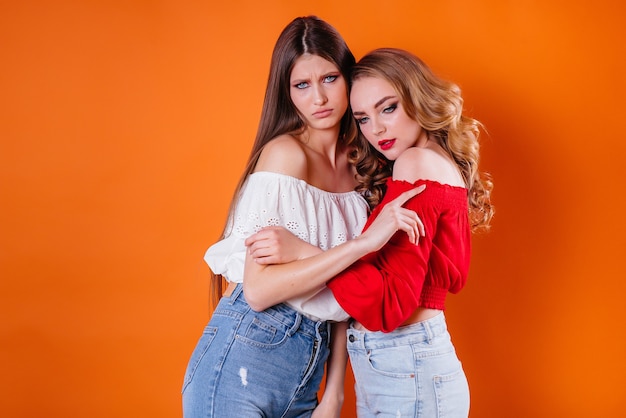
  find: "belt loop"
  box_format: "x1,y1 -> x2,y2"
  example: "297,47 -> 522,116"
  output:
228,283 -> 243,305
287,312 -> 302,336
425,319 -> 435,344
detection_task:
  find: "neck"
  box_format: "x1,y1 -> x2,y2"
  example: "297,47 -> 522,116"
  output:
299,126 -> 343,165
415,130 -> 430,148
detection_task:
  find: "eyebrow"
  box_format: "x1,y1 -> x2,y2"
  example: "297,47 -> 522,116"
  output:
352,95 -> 396,116
291,71 -> 341,83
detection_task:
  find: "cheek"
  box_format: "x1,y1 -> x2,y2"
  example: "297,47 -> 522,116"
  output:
331,87 -> 348,110
411,122 -> 423,138
290,92 -> 306,112
397,116 -> 420,137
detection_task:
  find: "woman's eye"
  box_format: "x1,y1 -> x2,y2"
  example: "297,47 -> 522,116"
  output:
323,75 -> 338,83
356,117 -> 369,125
294,82 -> 309,89
383,104 -> 397,113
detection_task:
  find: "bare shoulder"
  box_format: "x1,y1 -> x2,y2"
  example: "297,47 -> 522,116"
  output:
254,134 -> 308,179
393,146 -> 462,186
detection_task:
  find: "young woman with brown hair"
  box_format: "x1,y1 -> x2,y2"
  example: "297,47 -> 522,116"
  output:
182,19 -> 423,418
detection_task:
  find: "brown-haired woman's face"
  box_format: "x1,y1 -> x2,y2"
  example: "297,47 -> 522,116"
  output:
289,54 -> 348,133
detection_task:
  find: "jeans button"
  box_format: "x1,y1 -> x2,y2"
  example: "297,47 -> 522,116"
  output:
348,335 -> 355,342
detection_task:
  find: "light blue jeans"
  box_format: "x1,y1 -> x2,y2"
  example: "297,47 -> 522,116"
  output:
182,284 -> 330,417
347,312 -> 469,418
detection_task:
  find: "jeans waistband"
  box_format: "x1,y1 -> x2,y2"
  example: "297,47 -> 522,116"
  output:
224,283 -> 329,340
347,312 -> 448,349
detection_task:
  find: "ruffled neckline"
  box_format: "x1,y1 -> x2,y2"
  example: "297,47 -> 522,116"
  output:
251,171 -> 361,197
387,178 -> 467,192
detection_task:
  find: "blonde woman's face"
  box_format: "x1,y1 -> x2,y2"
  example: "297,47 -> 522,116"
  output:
351,76 -> 423,161
289,54 -> 348,132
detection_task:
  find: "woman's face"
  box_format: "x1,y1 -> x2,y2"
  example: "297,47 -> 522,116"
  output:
289,54 -> 348,132
350,76 -> 424,161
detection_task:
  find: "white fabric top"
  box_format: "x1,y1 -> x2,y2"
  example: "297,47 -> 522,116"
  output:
205,171 -> 369,321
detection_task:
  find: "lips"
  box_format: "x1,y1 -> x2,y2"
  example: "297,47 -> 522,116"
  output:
378,139 -> 395,151
313,109 -> 333,118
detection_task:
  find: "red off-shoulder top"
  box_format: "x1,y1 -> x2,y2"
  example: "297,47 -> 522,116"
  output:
327,179 -> 471,332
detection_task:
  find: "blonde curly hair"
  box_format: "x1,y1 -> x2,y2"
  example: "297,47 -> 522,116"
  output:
349,48 -> 494,232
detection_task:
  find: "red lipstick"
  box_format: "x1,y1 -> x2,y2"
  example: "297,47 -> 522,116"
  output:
378,139 -> 395,151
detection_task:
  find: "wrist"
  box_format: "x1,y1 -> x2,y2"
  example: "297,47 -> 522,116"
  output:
319,391 -> 344,407
320,383 -> 344,401
299,244 -> 323,260
352,233 -> 375,256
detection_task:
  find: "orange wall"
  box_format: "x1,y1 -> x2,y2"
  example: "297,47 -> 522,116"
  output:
2,1 -> 625,416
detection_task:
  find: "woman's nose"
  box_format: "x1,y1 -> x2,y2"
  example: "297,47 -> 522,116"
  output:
313,85 -> 328,105
371,119 -> 385,135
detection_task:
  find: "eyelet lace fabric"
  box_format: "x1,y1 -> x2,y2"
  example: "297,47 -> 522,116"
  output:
205,171 -> 369,321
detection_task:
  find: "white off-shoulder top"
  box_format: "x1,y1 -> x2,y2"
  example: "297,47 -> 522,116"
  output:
205,171 -> 369,321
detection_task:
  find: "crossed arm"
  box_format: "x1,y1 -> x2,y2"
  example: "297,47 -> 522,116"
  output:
241,185 -> 425,311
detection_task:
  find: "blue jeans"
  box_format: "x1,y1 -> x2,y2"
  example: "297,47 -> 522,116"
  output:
347,312 -> 469,418
182,284 -> 330,417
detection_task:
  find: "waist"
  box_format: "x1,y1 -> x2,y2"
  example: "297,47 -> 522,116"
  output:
348,311 -> 449,348
352,307 -> 442,332
221,283 -> 329,339
223,281 -> 348,322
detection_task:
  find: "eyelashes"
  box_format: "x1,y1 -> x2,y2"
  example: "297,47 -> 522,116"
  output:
354,102 -> 398,125
383,103 -> 397,113
292,74 -> 340,89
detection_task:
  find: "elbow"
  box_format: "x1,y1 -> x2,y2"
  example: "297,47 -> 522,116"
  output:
242,282 -> 269,312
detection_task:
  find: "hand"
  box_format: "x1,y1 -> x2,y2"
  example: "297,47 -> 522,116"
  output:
358,185 -> 426,251
244,226 -> 320,265
311,397 -> 342,418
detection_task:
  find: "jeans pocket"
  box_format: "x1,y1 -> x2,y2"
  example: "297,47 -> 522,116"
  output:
366,345 -> 416,378
433,363 -> 470,417
236,315 -> 289,348
181,326 -> 217,394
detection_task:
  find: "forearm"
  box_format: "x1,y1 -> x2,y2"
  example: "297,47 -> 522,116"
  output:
243,236 -> 371,311
312,321 -> 347,418
243,186 -> 425,311
322,321 -> 348,401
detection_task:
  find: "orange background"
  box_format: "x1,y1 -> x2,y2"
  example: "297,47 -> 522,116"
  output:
2,1 -> 625,417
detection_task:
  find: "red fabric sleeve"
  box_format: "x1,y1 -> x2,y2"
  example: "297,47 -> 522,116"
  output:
327,183 -> 439,332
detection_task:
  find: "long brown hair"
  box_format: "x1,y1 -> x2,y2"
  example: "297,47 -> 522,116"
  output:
351,48 -> 494,232
210,16 -> 357,304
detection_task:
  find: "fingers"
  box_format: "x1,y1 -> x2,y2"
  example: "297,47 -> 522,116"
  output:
391,185 -> 426,243
248,245 -> 271,259
244,226 -> 279,246
389,184 -> 426,207
400,220 -> 417,244
251,254 -> 278,265
396,210 -> 420,245
248,241 -> 281,264
392,206 -> 425,245
246,226 -> 299,264
246,231 -> 272,257
244,231 -> 261,247
409,210 -> 424,244
415,213 -> 425,237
